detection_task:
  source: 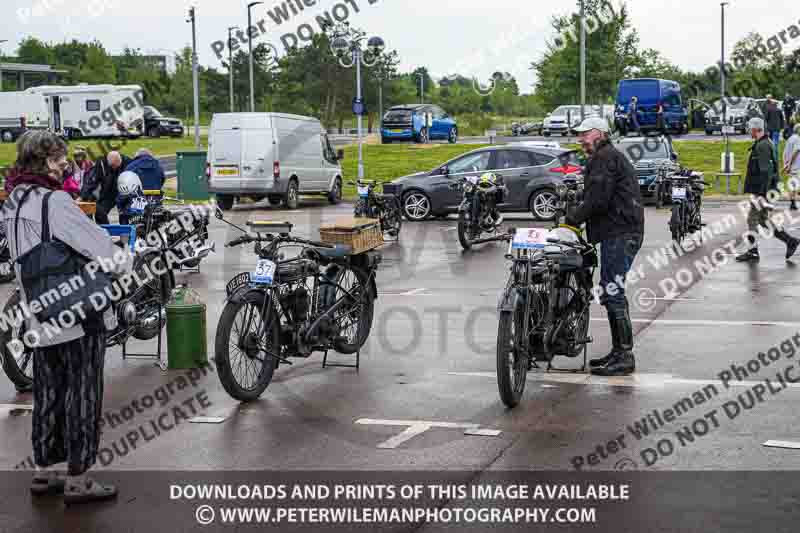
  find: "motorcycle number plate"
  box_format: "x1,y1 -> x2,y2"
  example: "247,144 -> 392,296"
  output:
129,196 -> 147,214
357,185 -> 370,198
253,259 -> 276,285
512,228 -> 550,250
672,187 -> 687,200
226,272 -> 251,297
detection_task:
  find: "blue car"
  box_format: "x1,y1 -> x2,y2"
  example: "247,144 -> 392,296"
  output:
381,104 -> 458,144
615,78 -> 688,135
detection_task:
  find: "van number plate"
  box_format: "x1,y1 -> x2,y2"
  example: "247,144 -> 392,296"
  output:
215,167 -> 239,176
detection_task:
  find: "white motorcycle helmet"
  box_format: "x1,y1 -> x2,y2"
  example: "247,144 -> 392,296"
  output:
117,171 -> 142,197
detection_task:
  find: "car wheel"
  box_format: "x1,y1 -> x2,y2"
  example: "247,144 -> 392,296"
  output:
530,189 -> 558,221
416,128 -> 430,144
448,127 -> 458,144
284,179 -> 300,210
328,177 -> 342,204
705,129 -> 713,136
0,130 -> 13,143
148,127 -> 161,138
543,131 -> 551,137
403,191 -> 431,221
216,194 -> 234,211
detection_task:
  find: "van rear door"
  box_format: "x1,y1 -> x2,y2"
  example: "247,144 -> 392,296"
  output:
240,118 -> 274,193
209,115 -> 246,191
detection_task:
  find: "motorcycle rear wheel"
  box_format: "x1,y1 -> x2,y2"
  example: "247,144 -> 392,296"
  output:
457,210 -> 473,251
0,291 -> 33,392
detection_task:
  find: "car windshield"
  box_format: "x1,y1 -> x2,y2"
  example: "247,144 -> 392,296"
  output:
552,106 -> 580,117
384,109 -> 413,122
145,106 -> 163,118
618,141 -> 670,161
710,99 -> 750,112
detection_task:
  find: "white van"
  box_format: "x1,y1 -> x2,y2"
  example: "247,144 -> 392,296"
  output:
207,113 -> 344,210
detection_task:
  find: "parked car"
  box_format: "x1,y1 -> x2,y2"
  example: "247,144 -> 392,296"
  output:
142,105 -> 185,138
615,78 -> 689,135
381,104 -> 458,144
615,135 -> 679,207
387,145 -> 583,221
206,112 -> 344,211
704,97 -> 755,135
542,105 -> 582,136
511,120 -> 543,136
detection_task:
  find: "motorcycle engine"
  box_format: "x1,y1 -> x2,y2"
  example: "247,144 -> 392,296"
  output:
117,300 -> 137,326
280,286 -> 310,322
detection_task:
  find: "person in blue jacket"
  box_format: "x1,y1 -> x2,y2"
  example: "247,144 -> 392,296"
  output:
125,148 -> 165,192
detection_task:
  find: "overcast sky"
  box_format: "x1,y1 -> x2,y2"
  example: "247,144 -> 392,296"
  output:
3,0 -> 799,93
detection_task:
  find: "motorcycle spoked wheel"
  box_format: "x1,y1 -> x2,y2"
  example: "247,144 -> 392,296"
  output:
496,304 -> 528,408
0,291 -> 33,392
381,201 -> 403,239
0,240 -> 14,284
328,265 -> 375,355
669,203 -> 685,245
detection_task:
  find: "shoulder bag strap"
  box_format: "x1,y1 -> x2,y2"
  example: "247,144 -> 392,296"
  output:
40,191 -> 54,243
13,186 -> 40,258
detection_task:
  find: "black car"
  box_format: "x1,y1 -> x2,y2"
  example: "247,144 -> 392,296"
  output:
389,142 -> 582,221
141,105 -> 184,138
615,136 -> 679,207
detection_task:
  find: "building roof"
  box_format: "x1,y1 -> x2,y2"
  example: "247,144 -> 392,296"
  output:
0,63 -> 68,74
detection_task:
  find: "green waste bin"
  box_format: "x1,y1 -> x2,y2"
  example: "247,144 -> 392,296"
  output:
166,287 -> 208,369
176,150 -> 209,201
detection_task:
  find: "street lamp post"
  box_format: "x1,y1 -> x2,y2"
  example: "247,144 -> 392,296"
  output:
228,26 -> 239,112
331,24 -> 386,181
247,2 -> 264,113
721,2 -> 730,174
416,73 -> 424,104
187,6 -> 200,148
579,0 -> 586,121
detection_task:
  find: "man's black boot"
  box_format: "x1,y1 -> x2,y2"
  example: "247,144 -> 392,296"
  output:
590,312 -> 619,368
735,248 -> 760,262
775,230 -> 800,259
592,308 -> 635,376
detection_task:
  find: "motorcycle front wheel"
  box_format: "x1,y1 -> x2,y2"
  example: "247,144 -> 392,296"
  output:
457,210 -> 473,251
669,204 -> 684,244
214,292 -> 281,402
496,308 -> 528,408
330,265 -> 376,355
0,291 -> 33,392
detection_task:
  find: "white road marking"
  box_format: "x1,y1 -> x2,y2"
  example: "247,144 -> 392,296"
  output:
464,428 -> 502,437
355,418 -> 500,449
188,416 -> 227,424
447,372 -> 800,390
591,318 -> 800,328
638,297 -> 705,302
0,404 -> 32,410
400,288 -> 428,296
763,440 -> 800,450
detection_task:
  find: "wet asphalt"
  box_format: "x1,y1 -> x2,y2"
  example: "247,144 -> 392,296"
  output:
1,198 -> 800,477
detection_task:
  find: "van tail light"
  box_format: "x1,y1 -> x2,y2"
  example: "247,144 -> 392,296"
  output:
205,163 -> 211,179
273,161 -> 280,178
550,165 -> 582,175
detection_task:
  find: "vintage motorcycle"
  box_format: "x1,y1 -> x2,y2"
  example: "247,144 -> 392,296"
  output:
495,175 -> 598,408
454,172 -> 506,251
664,168 -> 707,245
213,210 -> 380,402
352,180 -> 403,239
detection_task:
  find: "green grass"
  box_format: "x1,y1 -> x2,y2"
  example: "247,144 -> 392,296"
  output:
0,136 -> 208,169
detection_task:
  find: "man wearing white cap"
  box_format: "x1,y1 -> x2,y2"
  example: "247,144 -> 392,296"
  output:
565,117 -> 644,376
736,117 -> 800,262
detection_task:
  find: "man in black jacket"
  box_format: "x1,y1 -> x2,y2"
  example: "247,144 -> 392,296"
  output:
81,151 -> 131,225
766,95 -> 784,159
566,117 -> 645,376
736,117 -> 799,263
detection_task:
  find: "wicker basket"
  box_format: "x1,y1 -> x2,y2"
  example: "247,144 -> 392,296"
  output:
319,217 -> 383,254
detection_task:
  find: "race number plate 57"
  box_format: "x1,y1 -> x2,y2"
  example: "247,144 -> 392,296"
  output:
512,228 -> 550,250
672,187 -> 687,200
253,259 -> 277,285
357,185 -> 370,198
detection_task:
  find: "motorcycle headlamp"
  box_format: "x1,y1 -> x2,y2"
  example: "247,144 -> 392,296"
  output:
463,183 -> 474,193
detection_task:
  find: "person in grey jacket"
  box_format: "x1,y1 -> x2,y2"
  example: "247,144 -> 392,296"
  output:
0,131 -> 131,504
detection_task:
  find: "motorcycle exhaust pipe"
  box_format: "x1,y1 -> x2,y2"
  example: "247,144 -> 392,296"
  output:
175,242 -> 216,266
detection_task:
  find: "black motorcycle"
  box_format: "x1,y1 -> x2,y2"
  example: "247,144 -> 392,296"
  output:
0,194 -> 14,284
495,175 -> 598,408
454,173 -> 506,251
213,210 -> 380,402
665,168 -> 707,245
352,180 -> 403,239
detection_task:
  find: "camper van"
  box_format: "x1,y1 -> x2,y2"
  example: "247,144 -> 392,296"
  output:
0,92 -> 50,142
22,84 -> 145,139
207,113 -> 345,210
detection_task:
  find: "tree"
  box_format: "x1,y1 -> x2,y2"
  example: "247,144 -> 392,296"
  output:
77,42 -> 116,85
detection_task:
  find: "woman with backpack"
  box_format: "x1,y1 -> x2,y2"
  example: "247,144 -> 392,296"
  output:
0,131 -> 131,504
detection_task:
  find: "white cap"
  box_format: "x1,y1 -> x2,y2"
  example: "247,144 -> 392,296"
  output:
574,116 -> 610,134
748,117 -> 765,131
